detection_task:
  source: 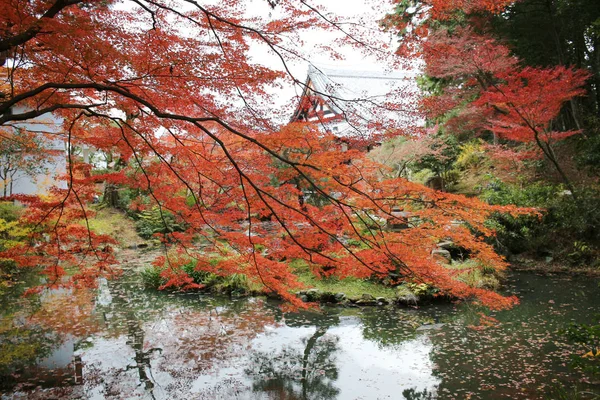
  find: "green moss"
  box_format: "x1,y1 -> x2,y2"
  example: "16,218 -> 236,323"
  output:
83,208 -> 142,246
289,259 -> 396,299
448,259 -> 501,290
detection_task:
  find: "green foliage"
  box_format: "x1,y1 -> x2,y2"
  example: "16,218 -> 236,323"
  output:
564,317 -> 600,377
576,128 -> 600,177
140,266 -> 165,288
135,207 -> 185,239
291,259 -> 397,299
550,384 -> 600,400
0,203 -> 32,297
480,180 -> 560,207
413,133 -> 460,177
449,259 -> 501,290
443,168 -> 461,186
405,282 -> 435,297
117,187 -> 143,211
141,260 -> 252,296
416,75 -> 447,97
493,0 -> 600,70
0,325 -> 57,381
482,182 -> 600,262
411,168 -> 436,185
455,140 -> 486,170
0,202 -> 21,223
568,241 -> 595,265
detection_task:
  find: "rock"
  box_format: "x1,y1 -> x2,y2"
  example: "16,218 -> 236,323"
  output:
425,176 -> 444,191
431,248 -> 451,262
355,299 -> 377,306
361,293 -> 375,301
437,241 -> 454,250
388,207 -> 411,231
416,323 -> 445,331
299,295 -> 308,302
396,293 -> 419,306
334,292 -> 346,302
376,297 -> 388,305
128,242 -> 150,250
305,289 -> 321,301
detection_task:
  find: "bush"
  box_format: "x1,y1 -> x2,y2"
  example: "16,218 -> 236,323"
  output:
482,182 -> 600,262
141,261 -> 251,296
0,202 -> 21,223
455,140 -> 486,170
134,207 -> 186,239
563,317 -> 600,377
140,265 -> 165,288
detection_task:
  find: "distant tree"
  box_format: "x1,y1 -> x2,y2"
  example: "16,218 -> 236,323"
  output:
0,128 -> 50,196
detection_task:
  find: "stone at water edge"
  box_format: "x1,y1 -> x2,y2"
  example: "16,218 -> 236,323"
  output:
437,241 -> 454,250
334,292 -> 346,302
432,248 -> 451,262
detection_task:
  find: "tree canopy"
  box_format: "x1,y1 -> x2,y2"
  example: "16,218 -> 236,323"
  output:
5,0 -> 580,310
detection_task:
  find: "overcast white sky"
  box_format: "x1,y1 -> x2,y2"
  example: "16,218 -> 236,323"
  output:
111,0 -> 415,123
249,0 -> 401,71
239,0 -> 415,116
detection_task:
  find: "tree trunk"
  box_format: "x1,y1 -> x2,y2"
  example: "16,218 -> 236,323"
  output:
103,183 -> 120,208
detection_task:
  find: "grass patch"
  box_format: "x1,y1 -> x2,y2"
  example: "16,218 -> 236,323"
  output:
447,259 -> 501,290
290,259 -> 397,299
83,207 -> 142,247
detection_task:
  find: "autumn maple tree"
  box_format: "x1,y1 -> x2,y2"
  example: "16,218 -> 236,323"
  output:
0,0 -> 537,310
385,1 -> 590,200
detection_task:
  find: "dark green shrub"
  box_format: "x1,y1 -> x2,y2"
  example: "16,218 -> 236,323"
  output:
140,266 -> 165,288
142,261 -> 251,295
0,202 -> 21,222
134,207 -> 185,239
564,317 -> 600,377
482,182 -> 600,260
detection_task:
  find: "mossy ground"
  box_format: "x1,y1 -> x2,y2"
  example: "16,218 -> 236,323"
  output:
289,259 -> 409,301
447,259 -> 503,290
83,207 -> 142,247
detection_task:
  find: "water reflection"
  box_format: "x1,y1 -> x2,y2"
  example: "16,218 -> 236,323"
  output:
246,312 -> 341,400
1,272 -> 599,399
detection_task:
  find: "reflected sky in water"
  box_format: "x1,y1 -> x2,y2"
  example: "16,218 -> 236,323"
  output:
2,272 -> 600,399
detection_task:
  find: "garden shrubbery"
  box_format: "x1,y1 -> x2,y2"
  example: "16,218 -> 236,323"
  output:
482,182 -> 600,266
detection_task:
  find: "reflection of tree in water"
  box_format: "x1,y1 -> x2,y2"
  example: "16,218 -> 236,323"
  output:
245,311 -> 341,400
84,277 -> 278,398
106,279 -> 162,397
0,325 -> 62,390
402,387 -> 435,400
358,307 -> 421,349
0,285 -> 103,391
124,318 -> 162,393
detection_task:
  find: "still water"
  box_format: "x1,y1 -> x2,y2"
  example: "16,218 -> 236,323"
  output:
1,271 -> 599,399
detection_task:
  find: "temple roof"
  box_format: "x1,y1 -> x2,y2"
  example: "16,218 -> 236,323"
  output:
291,65 -> 418,138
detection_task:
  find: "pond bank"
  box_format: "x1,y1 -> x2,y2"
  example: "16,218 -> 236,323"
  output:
508,254 -> 600,277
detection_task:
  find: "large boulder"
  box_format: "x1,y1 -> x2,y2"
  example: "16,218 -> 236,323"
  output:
431,248 -> 451,263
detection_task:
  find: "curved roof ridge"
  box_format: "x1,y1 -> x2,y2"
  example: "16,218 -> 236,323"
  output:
308,65 -> 414,80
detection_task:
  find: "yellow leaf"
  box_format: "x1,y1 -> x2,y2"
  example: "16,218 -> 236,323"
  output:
582,350 -> 594,358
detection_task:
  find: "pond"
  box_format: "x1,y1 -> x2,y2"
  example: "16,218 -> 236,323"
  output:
1,270 -> 599,399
